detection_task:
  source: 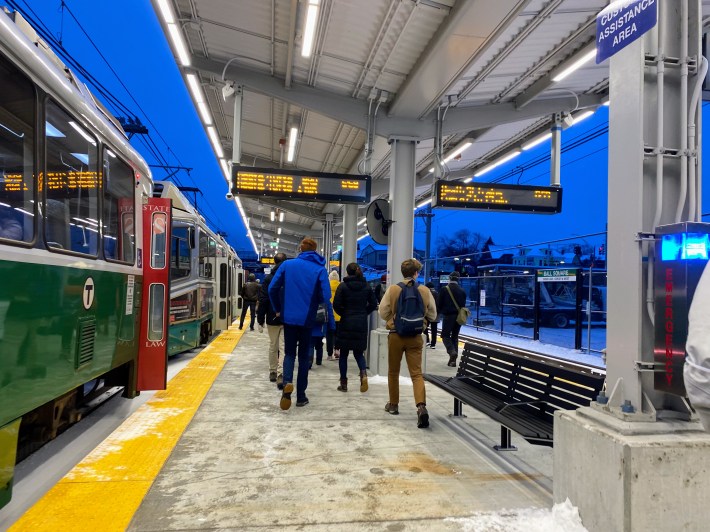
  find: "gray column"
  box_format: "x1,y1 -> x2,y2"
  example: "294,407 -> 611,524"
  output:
387,139 -> 416,284
550,117 -> 561,187
323,213 -> 334,270
342,204 -> 357,267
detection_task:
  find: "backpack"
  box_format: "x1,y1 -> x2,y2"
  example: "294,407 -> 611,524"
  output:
394,282 -> 425,336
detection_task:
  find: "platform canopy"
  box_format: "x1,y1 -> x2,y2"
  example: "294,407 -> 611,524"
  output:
150,0 -> 710,256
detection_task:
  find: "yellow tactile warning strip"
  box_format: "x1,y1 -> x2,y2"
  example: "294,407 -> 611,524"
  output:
10,323 -> 244,532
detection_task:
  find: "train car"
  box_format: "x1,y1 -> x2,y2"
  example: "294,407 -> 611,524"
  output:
152,182 -> 242,356
0,9 -> 170,508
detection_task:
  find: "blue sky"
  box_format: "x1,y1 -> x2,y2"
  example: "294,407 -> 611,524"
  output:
24,1 -> 710,262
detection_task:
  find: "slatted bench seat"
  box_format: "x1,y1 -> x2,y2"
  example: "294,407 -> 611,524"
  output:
424,339 -> 605,450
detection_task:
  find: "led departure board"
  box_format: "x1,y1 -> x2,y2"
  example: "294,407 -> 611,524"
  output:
233,167 -> 371,204
433,181 -> 562,214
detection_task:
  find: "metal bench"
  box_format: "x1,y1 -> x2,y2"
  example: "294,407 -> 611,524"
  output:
424,338 -> 605,450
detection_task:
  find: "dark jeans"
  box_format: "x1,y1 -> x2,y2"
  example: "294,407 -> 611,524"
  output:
425,321 -> 438,347
240,301 -> 256,329
339,349 -> 367,380
440,314 -> 462,356
309,336 -> 324,366
283,324 -> 312,401
326,323 -> 338,356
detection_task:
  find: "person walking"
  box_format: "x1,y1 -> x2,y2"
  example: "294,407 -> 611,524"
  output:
326,270 -> 341,360
332,263 -> 377,393
257,253 -> 287,388
240,273 -> 260,330
269,238 -> 334,410
378,259 -> 437,428
437,272 -> 467,367
424,282 -> 439,349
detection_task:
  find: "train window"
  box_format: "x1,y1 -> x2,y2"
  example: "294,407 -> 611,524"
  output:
102,148 -> 136,263
219,263 -> 227,298
151,212 -> 168,269
171,223 -> 191,280
148,283 -> 165,341
0,53 -> 35,243
44,101 -> 99,256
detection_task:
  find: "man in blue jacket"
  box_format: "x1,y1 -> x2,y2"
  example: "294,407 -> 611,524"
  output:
269,238 -> 335,410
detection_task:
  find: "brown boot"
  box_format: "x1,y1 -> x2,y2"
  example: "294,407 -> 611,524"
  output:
359,370 -> 368,393
337,378 -> 348,392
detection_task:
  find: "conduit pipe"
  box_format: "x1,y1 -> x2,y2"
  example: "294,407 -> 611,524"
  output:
647,7 -> 666,327
675,0 -> 689,223
285,0 -> 298,88
688,57 -> 707,222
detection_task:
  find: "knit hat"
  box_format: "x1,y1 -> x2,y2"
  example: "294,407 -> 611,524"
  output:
329,270 -> 340,281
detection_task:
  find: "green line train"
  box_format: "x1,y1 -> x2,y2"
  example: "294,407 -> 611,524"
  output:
0,8 -> 243,509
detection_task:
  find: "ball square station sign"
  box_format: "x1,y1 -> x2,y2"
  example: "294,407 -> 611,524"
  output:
596,0 -> 658,64
232,167 -> 371,204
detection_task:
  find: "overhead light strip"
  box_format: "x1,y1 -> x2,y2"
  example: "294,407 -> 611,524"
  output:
301,0 -> 320,58
156,0 -> 191,66
473,150 -> 522,178
522,132 -> 552,151
552,48 -> 596,83
287,127 -> 298,162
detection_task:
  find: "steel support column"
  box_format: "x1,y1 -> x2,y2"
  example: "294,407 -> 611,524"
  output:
342,204 -> 357,267
550,117 -> 561,187
323,213 -> 334,271
387,139 -> 416,284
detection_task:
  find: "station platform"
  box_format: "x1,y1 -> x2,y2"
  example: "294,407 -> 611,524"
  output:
10,323 -> 557,531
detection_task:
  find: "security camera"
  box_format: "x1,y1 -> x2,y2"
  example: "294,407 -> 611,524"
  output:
222,82 -> 235,101
225,192 -> 234,200
562,113 -> 575,129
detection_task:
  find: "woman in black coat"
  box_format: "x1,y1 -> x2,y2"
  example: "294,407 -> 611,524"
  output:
332,262 -> 378,393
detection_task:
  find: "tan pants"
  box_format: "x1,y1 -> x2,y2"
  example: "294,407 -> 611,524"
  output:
387,332 -> 426,406
267,324 -> 284,374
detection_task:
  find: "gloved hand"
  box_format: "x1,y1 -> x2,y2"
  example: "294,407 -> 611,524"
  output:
258,324 -> 264,333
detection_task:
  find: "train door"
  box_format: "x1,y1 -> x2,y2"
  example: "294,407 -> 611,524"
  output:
215,253 -> 230,331
137,198 -> 171,390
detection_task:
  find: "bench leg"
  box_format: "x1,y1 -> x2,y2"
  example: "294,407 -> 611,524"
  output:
451,398 -> 467,418
493,426 -> 517,451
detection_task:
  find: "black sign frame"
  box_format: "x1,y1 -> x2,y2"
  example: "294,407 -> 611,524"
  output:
432,181 -> 562,214
232,166 -> 371,204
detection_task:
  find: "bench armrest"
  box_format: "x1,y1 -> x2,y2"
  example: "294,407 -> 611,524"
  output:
496,400 -> 547,414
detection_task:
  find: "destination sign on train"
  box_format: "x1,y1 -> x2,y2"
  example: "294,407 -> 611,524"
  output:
432,181 -> 562,214
233,167 -> 371,204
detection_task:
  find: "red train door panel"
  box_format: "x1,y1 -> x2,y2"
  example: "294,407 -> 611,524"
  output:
137,198 -> 171,390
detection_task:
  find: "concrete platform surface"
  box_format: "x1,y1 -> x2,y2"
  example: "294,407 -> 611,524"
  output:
129,330 -> 553,531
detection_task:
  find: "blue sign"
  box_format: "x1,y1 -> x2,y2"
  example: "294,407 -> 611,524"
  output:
596,0 -> 657,63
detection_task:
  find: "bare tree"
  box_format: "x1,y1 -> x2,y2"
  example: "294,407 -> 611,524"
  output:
437,229 -> 486,261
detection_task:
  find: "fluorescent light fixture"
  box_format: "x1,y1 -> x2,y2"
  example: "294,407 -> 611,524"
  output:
602,97 -> 610,106
301,0 -> 320,58
443,141 -> 472,164
416,198 -> 432,209
106,149 -> 117,158
186,73 -> 212,126
220,159 -> 230,180
552,48 -> 596,83
70,153 -> 89,165
279,211 -> 285,222
474,149 -> 522,177
287,127 -> 298,162
68,121 -> 96,145
0,202 -> 10,208
276,238 -> 280,243
357,218 -> 367,226
522,132 -> 553,151
429,168 -> 435,173
167,24 -> 191,67
463,177 -> 473,183
45,121 -> 64,138
357,233 -> 369,241
155,0 -> 175,24
277,227 -> 282,235
270,210 -> 275,222
207,126 -> 224,158
569,110 -> 594,126
15,208 -> 34,217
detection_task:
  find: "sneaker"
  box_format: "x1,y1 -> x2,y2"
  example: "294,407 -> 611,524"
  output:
296,397 -> 309,407
417,404 -> 429,428
384,402 -> 399,415
280,383 -> 294,410
276,374 -> 284,390
269,371 -> 277,382
429,345 -> 436,349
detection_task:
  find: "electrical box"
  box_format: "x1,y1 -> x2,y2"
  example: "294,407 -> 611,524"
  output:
654,222 -> 710,396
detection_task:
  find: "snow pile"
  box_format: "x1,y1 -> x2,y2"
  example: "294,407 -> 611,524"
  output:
446,499 -> 588,532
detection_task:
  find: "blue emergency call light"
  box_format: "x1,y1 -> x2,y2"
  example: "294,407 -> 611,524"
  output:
661,232 -> 710,261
